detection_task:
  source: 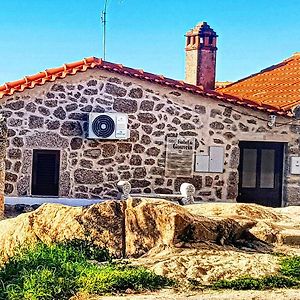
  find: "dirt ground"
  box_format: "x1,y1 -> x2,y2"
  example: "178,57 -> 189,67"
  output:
73,288 -> 300,300
72,246 -> 300,300
129,245 -> 279,284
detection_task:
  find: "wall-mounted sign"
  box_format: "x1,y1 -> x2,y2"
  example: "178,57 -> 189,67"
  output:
166,137 -> 195,177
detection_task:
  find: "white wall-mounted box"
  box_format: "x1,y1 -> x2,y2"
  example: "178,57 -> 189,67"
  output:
195,155 -> 209,172
209,146 -> 224,173
290,156 -> 300,175
194,147 -> 224,173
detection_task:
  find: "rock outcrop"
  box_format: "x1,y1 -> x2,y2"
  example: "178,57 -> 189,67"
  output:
0,201 -> 126,261
0,198 -> 254,262
125,198 -> 252,257
0,199 -> 299,265
1,199 -> 300,284
185,203 -> 300,245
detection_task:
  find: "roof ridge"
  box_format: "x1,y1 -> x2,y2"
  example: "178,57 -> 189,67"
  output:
0,56 -> 291,116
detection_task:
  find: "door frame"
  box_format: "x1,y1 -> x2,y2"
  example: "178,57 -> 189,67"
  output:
237,141 -> 285,207
31,149 -> 61,197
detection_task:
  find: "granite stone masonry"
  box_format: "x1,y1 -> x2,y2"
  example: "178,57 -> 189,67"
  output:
0,69 -> 299,205
0,115 -> 8,216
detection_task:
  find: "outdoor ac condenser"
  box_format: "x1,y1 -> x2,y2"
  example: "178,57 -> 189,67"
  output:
88,113 -> 129,140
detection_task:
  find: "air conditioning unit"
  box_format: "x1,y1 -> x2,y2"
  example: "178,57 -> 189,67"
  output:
88,113 -> 129,140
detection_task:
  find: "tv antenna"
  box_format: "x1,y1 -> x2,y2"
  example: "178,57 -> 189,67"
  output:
101,0 -> 124,60
101,0 -> 109,60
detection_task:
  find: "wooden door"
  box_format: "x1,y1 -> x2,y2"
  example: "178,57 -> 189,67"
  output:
31,150 -> 60,196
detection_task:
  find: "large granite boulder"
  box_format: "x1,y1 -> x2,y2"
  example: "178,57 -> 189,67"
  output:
0,201 -> 126,261
125,198 -> 251,257
0,198 -> 254,261
186,203 -> 300,245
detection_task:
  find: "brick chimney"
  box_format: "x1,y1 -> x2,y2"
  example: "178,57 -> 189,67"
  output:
185,22 -> 218,90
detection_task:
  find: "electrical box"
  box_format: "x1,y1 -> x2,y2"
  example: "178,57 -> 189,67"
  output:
195,155 -> 209,172
209,146 -> 224,173
291,156 -> 300,175
194,147 -> 224,173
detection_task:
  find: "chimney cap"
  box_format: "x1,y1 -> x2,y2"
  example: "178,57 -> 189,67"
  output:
186,21 -> 218,37
196,21 -> 207,27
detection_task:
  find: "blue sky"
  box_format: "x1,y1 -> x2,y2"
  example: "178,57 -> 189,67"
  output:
0,0 -> 300,84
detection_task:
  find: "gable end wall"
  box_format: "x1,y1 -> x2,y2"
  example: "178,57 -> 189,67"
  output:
1,69 -> 299,205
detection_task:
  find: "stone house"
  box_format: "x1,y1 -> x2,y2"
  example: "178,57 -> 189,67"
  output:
1,21 -> 300,207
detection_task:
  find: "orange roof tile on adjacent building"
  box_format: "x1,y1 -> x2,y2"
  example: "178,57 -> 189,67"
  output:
218,53 -> 300,112
0,57 -> 293,116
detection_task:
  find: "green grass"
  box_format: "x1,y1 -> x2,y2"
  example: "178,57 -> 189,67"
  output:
213,275 -> 299,290
212,256 -> 300,290
280,256 -> 300,279
0,241 -> 172,300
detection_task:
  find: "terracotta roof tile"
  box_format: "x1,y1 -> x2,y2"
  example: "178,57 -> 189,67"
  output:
0,57 -> 292,116
218,53 -> 300,113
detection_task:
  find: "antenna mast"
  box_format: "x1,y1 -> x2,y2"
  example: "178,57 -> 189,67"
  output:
101,0 -> 109,60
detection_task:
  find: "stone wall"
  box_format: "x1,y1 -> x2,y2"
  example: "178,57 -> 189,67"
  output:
0,115 -> 8,215
1,69 -> 300,204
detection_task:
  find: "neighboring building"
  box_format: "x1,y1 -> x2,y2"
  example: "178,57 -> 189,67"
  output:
1,22 -> 300,207
218,52 -> 300,111
218,52 -> 300,207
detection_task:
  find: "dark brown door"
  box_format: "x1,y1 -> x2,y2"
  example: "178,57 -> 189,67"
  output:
32,150 -> 60,196
237,141 -> 284,207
